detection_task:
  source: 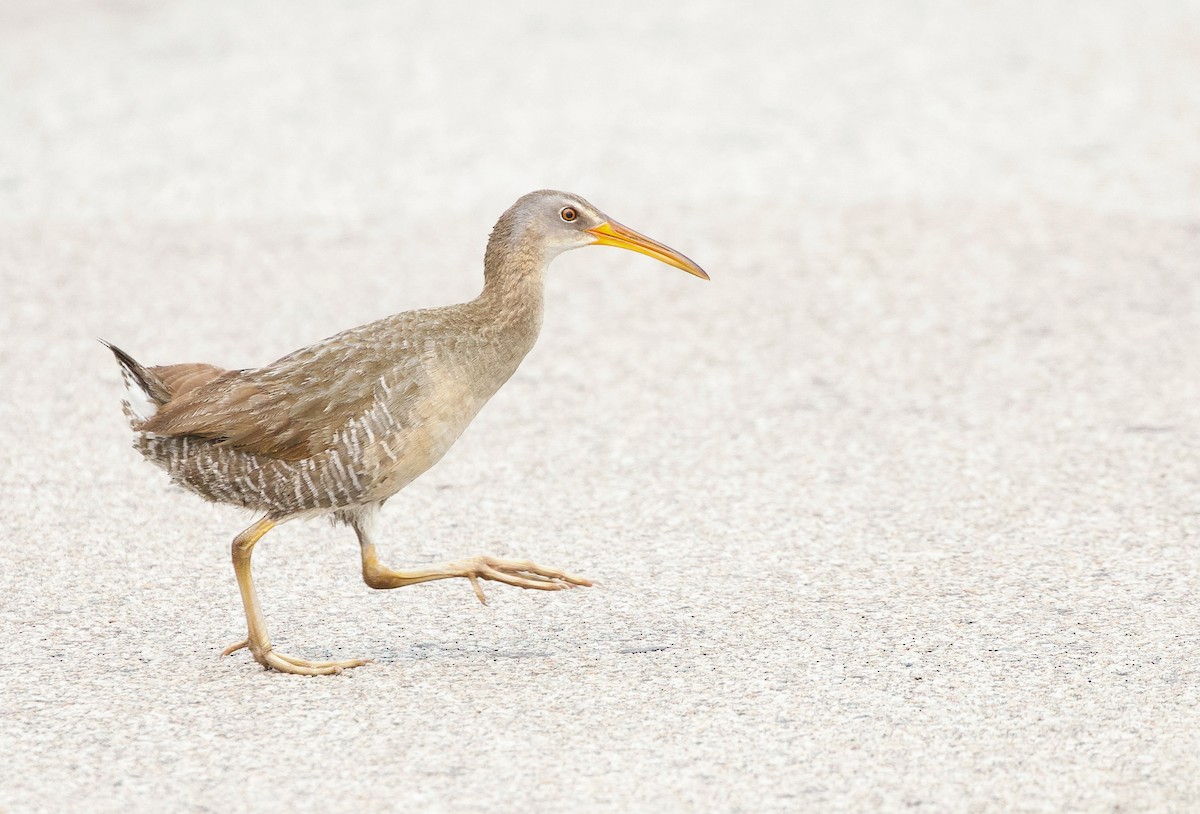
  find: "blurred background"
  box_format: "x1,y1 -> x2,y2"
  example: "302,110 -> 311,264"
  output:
2,2 -> 1198,812
4,2 -> 1196,221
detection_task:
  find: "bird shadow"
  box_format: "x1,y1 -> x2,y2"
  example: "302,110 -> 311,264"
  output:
362,639 -> 674,664
370,641 -> 554,663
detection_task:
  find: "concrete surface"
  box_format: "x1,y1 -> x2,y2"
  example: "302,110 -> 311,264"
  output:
2,1 -> 1199,811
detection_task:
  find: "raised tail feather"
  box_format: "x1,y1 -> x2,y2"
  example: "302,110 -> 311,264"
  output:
102,339 -> 170,422
101,340 -> 226,425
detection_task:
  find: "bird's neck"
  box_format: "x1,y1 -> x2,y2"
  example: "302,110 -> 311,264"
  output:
478,227 -> 548,336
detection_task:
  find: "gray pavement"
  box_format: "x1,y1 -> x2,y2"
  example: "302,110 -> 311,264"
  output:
2,2 -> 1199,811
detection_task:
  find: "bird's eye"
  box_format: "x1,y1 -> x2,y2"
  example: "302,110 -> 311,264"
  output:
560,206 -> 578,222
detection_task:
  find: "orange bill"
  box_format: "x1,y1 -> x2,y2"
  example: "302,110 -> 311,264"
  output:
586,220 -> 709,280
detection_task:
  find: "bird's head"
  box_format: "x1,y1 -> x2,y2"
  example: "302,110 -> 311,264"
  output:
488,190 -> 709,280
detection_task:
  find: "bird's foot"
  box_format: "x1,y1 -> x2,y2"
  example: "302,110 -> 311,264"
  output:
221,639 -> 372,676
461,556 -> 593,605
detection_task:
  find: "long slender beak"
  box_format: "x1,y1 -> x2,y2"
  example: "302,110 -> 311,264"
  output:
586,220 -> 709,280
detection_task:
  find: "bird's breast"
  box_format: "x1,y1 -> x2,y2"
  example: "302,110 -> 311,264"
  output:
352,367 -> 492,502
336,318 -> 537,504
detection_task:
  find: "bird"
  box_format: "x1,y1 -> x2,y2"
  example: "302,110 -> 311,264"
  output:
104,190 -> 708,675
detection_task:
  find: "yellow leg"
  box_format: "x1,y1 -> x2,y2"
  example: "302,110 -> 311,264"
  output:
358,541 -> 593,605
221,517 -> 371,676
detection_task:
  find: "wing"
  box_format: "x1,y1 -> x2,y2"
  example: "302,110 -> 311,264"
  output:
139,328 -> 426,462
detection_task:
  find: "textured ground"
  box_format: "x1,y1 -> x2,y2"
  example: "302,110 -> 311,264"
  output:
2,1 -> 1199,812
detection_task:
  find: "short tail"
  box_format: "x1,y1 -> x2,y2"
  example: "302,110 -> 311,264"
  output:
101,339 -> 170,422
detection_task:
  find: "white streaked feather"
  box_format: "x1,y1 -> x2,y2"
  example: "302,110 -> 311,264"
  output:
118,368 -> 158,421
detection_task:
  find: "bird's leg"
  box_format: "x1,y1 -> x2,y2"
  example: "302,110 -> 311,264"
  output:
355,525 -> 592,606
221,516 -> 371,676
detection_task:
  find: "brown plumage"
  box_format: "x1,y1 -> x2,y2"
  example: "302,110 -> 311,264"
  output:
105,190 -> 707,675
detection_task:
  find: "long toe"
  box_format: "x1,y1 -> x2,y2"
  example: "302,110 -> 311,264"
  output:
271,652 -> 373,671
477,556 -> 594,590
223,640 -> 371,675
259,649 -> 371,676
